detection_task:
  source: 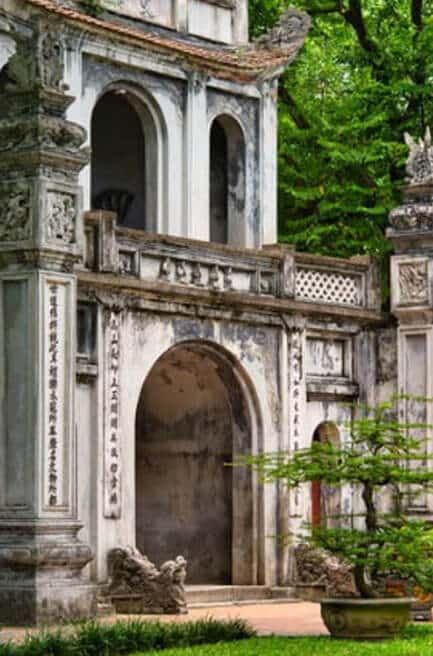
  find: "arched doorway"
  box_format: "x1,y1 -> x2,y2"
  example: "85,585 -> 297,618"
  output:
311,422 -> 340,528
135,342 -> 260,585
91,88 -> 159,231
209,115 -> 246,246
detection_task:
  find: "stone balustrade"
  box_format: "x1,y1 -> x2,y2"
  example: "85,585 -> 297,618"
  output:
82,211 -> 379,311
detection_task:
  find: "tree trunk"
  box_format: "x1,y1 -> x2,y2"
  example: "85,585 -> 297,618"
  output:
354,564 -> 379,599
362,483 -> 377,532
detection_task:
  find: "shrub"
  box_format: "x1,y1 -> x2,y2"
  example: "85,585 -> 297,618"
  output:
0,618 -> 254,656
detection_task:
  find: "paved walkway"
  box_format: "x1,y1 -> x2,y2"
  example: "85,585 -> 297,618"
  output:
0,602 -> 327,644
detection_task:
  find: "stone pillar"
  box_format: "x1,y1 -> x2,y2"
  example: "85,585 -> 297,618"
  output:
279,316 -> 307,583
0,20 -> 95,624
388,129 -> 433,514
260,79 -> 279,247
185,72 -> 209,241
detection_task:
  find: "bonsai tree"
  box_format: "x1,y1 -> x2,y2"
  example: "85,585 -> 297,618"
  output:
241,399 -> 433,598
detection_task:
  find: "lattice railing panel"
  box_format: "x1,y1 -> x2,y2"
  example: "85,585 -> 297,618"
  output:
295,267 -> 363,307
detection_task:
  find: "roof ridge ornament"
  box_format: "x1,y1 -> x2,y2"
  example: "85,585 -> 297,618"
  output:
388,128 -> 433,238
254,8 -> 311,52
404,126 -> 433,187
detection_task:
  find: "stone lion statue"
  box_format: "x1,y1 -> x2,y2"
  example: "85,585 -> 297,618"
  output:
290,543 -> 357,598
108,546 -> 188,614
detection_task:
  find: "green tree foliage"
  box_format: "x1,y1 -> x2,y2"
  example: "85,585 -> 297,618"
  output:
239,400 -> 433,598
250,0 -> 433,275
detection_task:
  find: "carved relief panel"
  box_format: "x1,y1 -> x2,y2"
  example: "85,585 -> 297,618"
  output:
0,181 -> 32,243
399,261 -> 428,305
392,257 -> 431,309
40,182 -> 80,251
46,191 -> 77,245
305,337 -> 351,379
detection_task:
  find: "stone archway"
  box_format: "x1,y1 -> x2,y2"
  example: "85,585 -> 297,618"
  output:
135,342 -> 260,585
311,422 -> 341,528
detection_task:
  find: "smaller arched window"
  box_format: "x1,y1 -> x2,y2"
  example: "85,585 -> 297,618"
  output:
311,422 -> 340,528
91,89 -> 159,231
209,115 -> 246,246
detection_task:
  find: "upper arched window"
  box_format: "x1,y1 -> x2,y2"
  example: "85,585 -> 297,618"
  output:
210,115 -> 246,246
91,89 -> 158,231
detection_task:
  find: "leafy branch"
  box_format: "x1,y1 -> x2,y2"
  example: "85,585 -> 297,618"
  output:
237,399 -> 433,598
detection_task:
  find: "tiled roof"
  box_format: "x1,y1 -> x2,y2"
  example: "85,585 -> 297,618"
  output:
26,0 -> 298,82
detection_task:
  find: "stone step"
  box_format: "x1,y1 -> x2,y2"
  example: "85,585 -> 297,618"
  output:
96,602 -> 116,617
185,585 -> 298,607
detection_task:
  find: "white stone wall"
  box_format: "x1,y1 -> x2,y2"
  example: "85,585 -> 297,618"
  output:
95,0 -> 248,44
76,307 -> 283,582
64,41 -> 276,248
74,293 -> 382,585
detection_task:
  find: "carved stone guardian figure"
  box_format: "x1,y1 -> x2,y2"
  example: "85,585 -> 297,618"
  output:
255,8 -> 311,53
290,544 -> 357,599
108,547 -> 188,614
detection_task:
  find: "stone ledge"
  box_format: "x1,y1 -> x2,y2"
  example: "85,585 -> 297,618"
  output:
77,270 -> 388,326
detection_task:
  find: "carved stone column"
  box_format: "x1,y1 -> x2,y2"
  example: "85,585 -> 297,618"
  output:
278,316 -> 307,583
185,71 -> 209,241
388,129 -> 433,515
0,19 -> 95,624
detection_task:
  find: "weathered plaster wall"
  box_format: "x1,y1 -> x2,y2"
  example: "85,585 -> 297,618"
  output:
375,328 -> 398,402
64,44 -> 274,247
76,303 -> 281,583
93,0 -> 248,45
74,280 -> 383,587
70,57 -> 183,236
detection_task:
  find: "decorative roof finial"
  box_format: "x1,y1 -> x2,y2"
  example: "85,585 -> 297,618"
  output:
404,127 -> 433,186
255,8 -> 311,52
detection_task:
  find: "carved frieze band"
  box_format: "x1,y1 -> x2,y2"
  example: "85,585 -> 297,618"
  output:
0,181 -> 32,242
398,260 -> 429,306
44,281 -> 68,509
159,257 -> 238,292
113,245 -> 368,306
104,308 -> 122,519
389,204 -> 433,233
134,253 -> 276,296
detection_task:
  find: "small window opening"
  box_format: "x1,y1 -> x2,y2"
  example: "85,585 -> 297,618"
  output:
77,303 -> 97,361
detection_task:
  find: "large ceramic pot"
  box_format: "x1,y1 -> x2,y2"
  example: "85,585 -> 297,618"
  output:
320,598 -> 412,639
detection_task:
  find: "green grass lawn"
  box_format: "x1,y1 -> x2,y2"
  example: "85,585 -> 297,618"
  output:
131,625 -> 433,656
